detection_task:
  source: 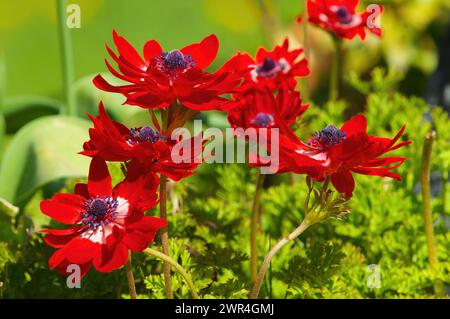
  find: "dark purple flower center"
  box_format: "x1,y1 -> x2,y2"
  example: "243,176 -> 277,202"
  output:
310,125 -> 346,149
255,57 -> 284,78
259,57 -> 277,72
127,126 -> 162,144
82,196 -> 119,230
251,112 -> 275,128
336,6 -> 353,24
155,49 -> 195,78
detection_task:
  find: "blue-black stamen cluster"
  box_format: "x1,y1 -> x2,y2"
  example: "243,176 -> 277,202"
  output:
336,6 -> 353,24
310,125 -> 346,149
251,112 -> 275,128
128,126 -> 162,144
82,196 -> 119,230
256,57 -> 284,78
155,49 -> 195,79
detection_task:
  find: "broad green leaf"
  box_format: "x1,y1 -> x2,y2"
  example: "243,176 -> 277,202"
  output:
3,96 -> 61,133
0,115 -> 90,205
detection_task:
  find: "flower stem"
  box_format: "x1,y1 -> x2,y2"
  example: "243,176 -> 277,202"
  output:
159,174 -> 173,299
250,171 -> 266,283
250,221 -> 309,299
125,250 -> 137,299
56,0 -> 77,117
302,0 -> 310,101
257,0 -> 278,46
144,248 -> 199,299
0,52 -> 5,154
442,170 -> 448,216
118,165 -> 137,299
329,37 -> 342,102
420,131 -> 445,297
159,108 -> 173,299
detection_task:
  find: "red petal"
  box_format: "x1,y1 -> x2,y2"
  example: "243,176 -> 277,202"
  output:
143,40 -> 163,63
94,242 -> 129,272
363,156 -> 407,167
122,230 -> 150,252
112,30 -> 146,69
128,216 -> 167,233
42,227 -> 82,248
114,162 -> 159,211
341,114 -> 367,137
40,196 -> 83,225
181,34 -> 219,69
93,74 -> 135,93
331,170 -> 355,197
351,166 -> 402,180
50,237 -> 99,266
53,259 -> 92,280
74,183 -> 89,198
88,158 -> 112,197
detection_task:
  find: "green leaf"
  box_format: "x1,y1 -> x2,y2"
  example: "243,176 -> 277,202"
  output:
274,241 -> 345,288
0,115 -> 90,205
194,247 -> 247,270
206,278 -> 249,299
3,96 -> 61,133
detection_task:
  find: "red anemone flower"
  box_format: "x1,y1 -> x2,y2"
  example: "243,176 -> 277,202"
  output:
307,0 -> 383,40
225,87 -> 321,176
226,85 -> 308,129
41,158 -> 166,280
81,103 -> 203,181
93,30 -> 241,112
278,114 -> 410,197
223,39 -> 309,93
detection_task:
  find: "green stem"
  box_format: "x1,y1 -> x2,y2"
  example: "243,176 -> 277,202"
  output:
250,221 -> 309,299
144,248 -> 199,299
329,37 -> 342,102
56,0 -> 76,116
250,171 -> 266,283
119,165 -> 137,299
159,108 -> 173,299
420,131 -> 445,296
442,170 -> 448,217
118,165 -> 137,299
302,0 -> 310,101
0,52 -> 4,110
0,52 -> 5,154
268,237 -> 273,298
125,250 -> 138,299
257,0 -> 278,46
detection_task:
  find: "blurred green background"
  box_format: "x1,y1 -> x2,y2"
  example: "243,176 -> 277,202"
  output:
0,0 -> 450,299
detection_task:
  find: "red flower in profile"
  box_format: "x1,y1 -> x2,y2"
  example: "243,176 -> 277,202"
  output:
41,158 -> 166,280
93,31 -> 241,112
225,87 -> 321,176
81,103 -> 202,181
278,115 -> 410,196
307,0 -> 383,40
224,39 -> 309,92
226,85 -> 308,129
